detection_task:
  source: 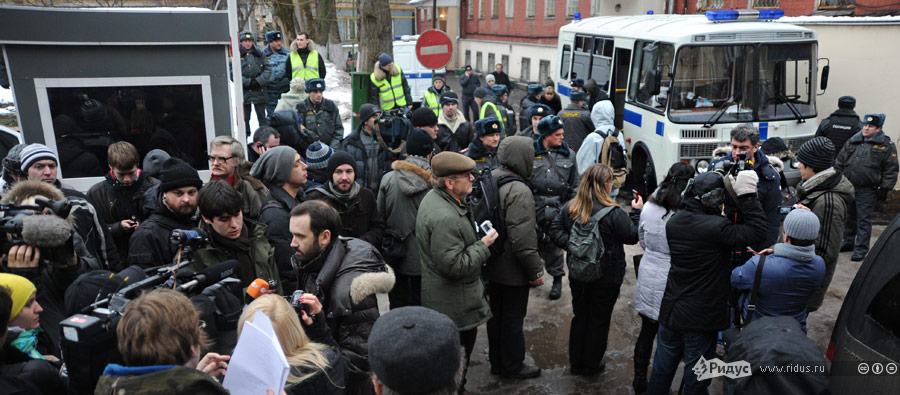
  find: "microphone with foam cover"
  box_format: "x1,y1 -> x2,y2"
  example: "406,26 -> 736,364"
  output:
21,215 -> 74,247
176,259 -> 240,292
246,278 -> 272,299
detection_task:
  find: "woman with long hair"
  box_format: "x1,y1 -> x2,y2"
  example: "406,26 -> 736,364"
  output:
238,294 -> 347,395
549,163 -> 642,376
631,162 -> 694,394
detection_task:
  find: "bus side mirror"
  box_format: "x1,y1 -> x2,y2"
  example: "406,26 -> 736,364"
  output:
820,65 -> 829,91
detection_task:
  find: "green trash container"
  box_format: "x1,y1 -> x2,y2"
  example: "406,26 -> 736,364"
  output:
351,71 -> 371,131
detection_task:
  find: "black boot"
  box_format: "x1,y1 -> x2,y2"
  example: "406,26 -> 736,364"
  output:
549,276 -> 562,300
633,355 -> 649,394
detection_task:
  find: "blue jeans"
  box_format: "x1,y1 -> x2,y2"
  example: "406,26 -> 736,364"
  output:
647,322 -> 716,395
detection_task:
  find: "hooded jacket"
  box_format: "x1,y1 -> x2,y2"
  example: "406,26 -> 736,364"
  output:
258,184 -> 305,292
275,78 -> 310,112
296,96 -> 344,150
835,130 -> 899,190
86,172 -> 160,260
236,45 -> 271,104
634,200 -> 675,321
558,102 -> 594,152
307,185 -> 385,249
128,184 -> 200,268
576,101 -> 618,175
532,134 -> 579,228
436,111 -> 473,153
367,61 -> 412,108
376,156 -> 432,276
486,137 -> 545,286
282,40 -> 326,81
815,107 -> 862,156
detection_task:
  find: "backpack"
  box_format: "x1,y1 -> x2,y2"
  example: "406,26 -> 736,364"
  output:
600,129 -> 628,189
470,170 -> 528,258
566,205 -> 617,282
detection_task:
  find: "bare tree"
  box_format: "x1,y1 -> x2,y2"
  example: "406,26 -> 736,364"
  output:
357,0 -> 391,73
273,0 -> 299,38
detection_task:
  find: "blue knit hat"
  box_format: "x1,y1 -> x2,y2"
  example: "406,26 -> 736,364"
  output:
475,117 -> 502,137
306,78 -> 325,92
537,115 -> 564,137
783,209 -> 820,242
527,83 -> 542,95
305,142 -> 333,170
265,31 -> 283,43
378,53 -> 393,67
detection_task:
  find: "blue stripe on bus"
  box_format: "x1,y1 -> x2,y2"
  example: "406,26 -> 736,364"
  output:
656,120 -> 664,136
403,73 -> 438,79
624,108 -> 642,127
759,122 -> 768,140
557,83 -> 571,97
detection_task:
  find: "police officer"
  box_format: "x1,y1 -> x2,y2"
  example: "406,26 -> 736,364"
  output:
283,32 -> 325,81
558,91 -> 594,151
480,85 -> 509,136
466,117 -> 502,177
369,53 -> 413,111
423,75 -> 452,116
519,83 -> 543,133
296,78 -> 344,150
570,78 -> 585,93
263,30 -> 291,119
518,104 -> 552,138
816,95 -> 863,157
236,30 -> 271,133
836,113 -> 899,261
532,115 -> 579,300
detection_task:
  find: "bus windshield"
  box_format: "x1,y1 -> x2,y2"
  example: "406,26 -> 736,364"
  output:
668,43 -> 815,125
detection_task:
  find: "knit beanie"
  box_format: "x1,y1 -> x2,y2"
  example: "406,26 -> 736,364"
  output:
0,273 -> 37,321
80,98 -> 106,124
411,107 -> 438,127
158,158 -> 202,193
796,137 -> 835,172
378,53 -> 393,67
440,91 -> 459,105
406,129 -> 434,157
250,146 -> 298,186
142,149 -> 171,179
19,144 -> 59,172
537,115 -> 564,137
326,151 -> 357,178
485,74 -> 496,83
369,307 -> 460,394
783,209 -> 820,242
358,103 -> 381,124
305,142 -> 333,170
473,87 -> 487,99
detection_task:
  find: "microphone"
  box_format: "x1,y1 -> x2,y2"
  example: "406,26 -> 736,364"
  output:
176,260 -> 240,292
246,278 -> 273,299
21,214 -> 73,248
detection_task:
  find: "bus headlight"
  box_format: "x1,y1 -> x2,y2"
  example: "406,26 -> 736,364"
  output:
696,159 -> 710,173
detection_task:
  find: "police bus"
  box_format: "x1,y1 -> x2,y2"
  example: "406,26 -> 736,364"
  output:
556,9 -> 827,194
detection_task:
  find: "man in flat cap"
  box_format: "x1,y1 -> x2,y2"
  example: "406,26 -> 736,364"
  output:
296,78 -> 343,150
836,113 -> 898,261
416,151 -> 498,393
815,95 -> 862,157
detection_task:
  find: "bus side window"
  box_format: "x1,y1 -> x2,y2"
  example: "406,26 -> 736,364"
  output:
560,44 -> 571,80
628,41 -> 674,111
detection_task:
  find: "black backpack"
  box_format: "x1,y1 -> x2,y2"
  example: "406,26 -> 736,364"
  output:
469,170 -> 528,258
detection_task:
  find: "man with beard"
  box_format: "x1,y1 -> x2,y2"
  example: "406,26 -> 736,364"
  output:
208,136 -> 269,219
306,151 -> 384,248
128,158 -> 204,268
296,78 -> 344,150
86,141 -> 160,260
289,200 -> 394,394
466,117 -> 502,177
435,92 -> 473,153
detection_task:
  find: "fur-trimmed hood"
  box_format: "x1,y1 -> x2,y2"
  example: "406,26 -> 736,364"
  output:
392,157 -> 432,196
350,264 -> 395,304
1,180 -> 65,204
289,39 -> 316,53
372,61 -> 400,82
768,156 -> 784,173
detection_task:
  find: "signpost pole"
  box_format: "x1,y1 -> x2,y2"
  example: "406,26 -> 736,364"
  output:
432,0 -> 436,93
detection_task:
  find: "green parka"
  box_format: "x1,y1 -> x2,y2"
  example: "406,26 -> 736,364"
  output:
416,187 -> 492,331
189,219 -> 283,295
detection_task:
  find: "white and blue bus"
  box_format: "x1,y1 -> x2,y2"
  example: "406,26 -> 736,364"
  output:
556,9 -> 827,194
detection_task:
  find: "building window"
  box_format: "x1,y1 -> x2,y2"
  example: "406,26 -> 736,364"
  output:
468,0 -> 475,19
546,0 -> 555,17
539,59 -> 551,84
818,0 -> 855,10
527,0 -> 535,17
501,55 -> 509,75
465,50 -> 472,68
476,51 -> 483,72
492,0 -> 499,18
751,0 -> 779,7
506,0 -> 514,18
521,57 -> 531,82
488,53 -> 496,74
566,0 -> 579,17
697,0 -> 725,10
590,0 -> 601,15
479,0 -> 485,18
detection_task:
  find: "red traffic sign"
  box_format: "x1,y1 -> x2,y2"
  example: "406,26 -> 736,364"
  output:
416,29 -> 453,70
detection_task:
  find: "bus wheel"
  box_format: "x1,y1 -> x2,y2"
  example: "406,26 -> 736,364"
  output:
627,145 -> 657,198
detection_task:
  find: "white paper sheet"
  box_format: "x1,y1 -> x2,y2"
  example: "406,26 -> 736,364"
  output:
222,310 -> 290,394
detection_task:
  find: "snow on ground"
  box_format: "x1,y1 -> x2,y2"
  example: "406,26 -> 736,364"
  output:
0,87 -> 15,115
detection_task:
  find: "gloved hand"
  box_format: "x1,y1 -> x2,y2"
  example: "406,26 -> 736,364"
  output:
876,187 -> 889,201
250,79 -> 261,90
732,170 -> 759,197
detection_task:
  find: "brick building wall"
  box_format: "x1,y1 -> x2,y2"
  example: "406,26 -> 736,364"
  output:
460,0 -> 590,44
672,0 -> 900,16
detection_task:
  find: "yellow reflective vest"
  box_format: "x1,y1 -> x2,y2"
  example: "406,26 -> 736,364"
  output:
371,65 -> 407,110
480,101 -> 506,129
290,50 -> 320,80
423,89 -> 441,116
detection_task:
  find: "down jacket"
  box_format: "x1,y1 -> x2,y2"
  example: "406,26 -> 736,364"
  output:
436,112 -> 473,153
85,172 -> 160,262
341,123 -> 396,193
377,156 -> 432,276
485,137 -> 545,286
127,184 -> 200,268
532,135 -> 579,228
634,201 -> 675,321
257,185 -> 304,292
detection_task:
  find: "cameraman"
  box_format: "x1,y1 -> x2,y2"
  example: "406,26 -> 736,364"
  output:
711,124 -> 782,251
95,288 -> 230,394
193,181 -> 282,294
341,103 -> 394,193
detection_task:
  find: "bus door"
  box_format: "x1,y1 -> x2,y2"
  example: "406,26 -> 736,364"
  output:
611,47 -> 632,130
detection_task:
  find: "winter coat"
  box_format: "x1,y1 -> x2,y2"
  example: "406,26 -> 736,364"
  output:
577,101 -> 620,176
237,45 -> 271,104
548,201 -> 640,288
436,113 -> 473,153
489,71 -> 512,92
635,201 -> 675,321
466,138 -> 500,177
94,364 -> 228,395
796,168 -> 854,270
815,108 -> 862,156
85,172 -> 159,262
222,165 -> 269,220
558,103 -> 594,152
532,137 -> 579,228
518,94 -> 540,132
500,101 -> 518,136
541,93 -> 562,114
296,97 -> 344,150
269,109 -> 316,155
486,137 -> 545,286
283,42 -> 326,81
258,185 -> 304,292
264,45 -> 291,94
284,316 -> 348,395
835,130 -> 899,190
275,88 -> 310,113
128,184 -> 200,268
731,243 -> 825,331
712,149 -> 782,249
294,237 -> 394,380
0,338 -> 66,394
459,72 -> 481,97
659,194 -> 768,332
377,156 -> 432,276
416,187 -> 493,331
516,125 -> 538,138
341,124 -> 395,193
307,186 -> 385,248
190,219 -> 283,295
480,97 -> 507,136
368,62 -> 412,109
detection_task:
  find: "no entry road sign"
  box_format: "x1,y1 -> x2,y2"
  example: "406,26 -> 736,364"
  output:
416,29 -> 453,70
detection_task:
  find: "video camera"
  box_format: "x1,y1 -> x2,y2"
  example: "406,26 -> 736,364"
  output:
0,198 -> 74,262
713,151 -> 755,177
374,108 -> 412,155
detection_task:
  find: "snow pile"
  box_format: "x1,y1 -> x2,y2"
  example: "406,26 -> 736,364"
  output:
0,88 -> 15,115
323,60 -> 354,137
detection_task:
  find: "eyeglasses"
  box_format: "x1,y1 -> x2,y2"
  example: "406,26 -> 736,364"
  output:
208,155 -> 234,163
450,173 -> 474,181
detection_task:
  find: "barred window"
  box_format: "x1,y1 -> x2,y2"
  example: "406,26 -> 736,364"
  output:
546,0 -> 555,17
566,0 -> 579,17
527,0 -> 535,17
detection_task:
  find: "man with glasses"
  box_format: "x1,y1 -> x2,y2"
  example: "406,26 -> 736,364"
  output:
208,136 -> 269,219
416,151 -> 499,393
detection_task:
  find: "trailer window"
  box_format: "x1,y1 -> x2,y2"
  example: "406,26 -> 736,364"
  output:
627,41 -> 674,112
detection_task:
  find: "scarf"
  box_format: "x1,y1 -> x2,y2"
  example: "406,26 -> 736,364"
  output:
438,110 -> 467,133
800,167 -> 836,191
10,328 -> 44,359
327,181 -> 361,203
209,225 -> 254,286
773,242 -> 816,263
